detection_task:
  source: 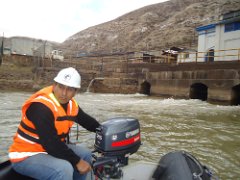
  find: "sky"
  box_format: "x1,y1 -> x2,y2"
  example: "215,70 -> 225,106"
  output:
0,0 -> 168,43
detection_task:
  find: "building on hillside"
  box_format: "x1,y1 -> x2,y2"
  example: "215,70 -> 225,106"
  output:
2,37 -> 60,59
161,47 -> 182,63
132,48 -> 184,63
196,10 -> 240,62
51,50 -> 64,61
3,47 -> 11,55
177,48 -> 197,63
10,37 -> 45,56
131,51 -> 159,63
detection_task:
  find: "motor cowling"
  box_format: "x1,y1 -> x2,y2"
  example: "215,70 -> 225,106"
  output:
94,117 -> 141,156
93,117 -> 141,179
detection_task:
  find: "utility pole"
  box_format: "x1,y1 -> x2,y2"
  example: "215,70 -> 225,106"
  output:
0,32 -> 4,66
42,40 -> 47,68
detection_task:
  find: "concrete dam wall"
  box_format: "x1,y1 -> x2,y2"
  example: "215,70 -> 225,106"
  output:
145,69 -> 239,103
89,61 -> 240,105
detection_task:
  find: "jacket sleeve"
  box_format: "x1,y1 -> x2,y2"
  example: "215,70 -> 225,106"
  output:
76,107 -> 100,132
26,102 -> 80,166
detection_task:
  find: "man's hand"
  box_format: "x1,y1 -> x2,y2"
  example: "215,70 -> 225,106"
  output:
76,159 -> 92,174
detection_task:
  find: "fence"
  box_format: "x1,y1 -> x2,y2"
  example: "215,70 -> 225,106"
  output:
178,48 -> 240,63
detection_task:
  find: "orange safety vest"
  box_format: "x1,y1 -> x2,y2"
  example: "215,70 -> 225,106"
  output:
8,86 -> 79,163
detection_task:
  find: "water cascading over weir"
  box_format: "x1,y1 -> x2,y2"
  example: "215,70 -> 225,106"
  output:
85,77 -> 139,94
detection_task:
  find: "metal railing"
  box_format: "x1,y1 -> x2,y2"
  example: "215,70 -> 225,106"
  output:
178,48 -> 240,63
47,48 -> 240,69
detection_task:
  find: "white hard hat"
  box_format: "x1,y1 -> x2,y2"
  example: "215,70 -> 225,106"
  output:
54,67 -> 81,88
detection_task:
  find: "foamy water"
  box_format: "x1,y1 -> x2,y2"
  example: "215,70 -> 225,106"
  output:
0,92 -> 239,179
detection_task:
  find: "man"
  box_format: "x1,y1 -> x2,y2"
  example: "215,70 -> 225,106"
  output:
9,67 -> 100,180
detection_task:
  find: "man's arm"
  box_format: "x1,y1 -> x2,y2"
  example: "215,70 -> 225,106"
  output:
76,107 -> 100,132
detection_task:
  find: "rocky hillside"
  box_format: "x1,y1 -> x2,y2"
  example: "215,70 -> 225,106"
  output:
61,0 -> 240,56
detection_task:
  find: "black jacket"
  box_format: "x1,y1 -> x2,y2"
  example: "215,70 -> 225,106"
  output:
26,102 -> 100,166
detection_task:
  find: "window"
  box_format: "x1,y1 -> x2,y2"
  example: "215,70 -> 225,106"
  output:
225,22 -> 240,32
184,53 -> 189,59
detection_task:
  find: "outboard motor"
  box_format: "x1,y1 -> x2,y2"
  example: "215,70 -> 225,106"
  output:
92,117 -> 141,179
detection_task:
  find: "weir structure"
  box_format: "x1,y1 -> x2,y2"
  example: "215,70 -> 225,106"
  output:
2,49 -> 239,105
49,58 -> 240,105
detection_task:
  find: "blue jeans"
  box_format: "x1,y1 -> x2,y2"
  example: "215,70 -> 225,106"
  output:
12,144 -> 93,180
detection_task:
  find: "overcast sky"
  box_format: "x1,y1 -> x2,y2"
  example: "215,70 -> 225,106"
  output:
0,0 -> 168,43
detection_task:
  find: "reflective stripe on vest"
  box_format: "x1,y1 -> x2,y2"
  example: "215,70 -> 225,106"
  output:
9,152 -> 48,162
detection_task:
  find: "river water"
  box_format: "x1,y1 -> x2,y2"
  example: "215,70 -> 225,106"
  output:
0,92 -> 239,179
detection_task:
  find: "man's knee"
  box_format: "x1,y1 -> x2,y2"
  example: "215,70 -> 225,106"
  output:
82,149 -> 92,163
68,144 -> 92,163
54,161 -> 74,180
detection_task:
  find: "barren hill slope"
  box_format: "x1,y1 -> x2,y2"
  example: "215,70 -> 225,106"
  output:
61,0 -> 240,56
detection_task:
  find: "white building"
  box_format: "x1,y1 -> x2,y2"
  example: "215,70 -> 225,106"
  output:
177,48 -> 197,63
196,10 -> 240,62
